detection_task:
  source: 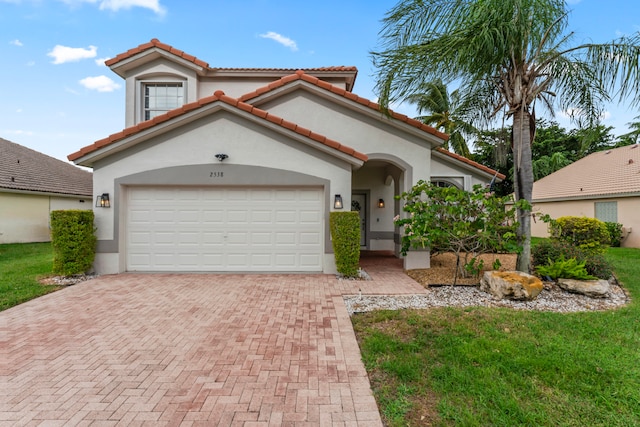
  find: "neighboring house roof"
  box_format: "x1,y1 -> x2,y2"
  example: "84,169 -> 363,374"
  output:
106,39 -> 358,91
68,89 -> 368,165
0,138 -> 92,197
533,144 -> 640,201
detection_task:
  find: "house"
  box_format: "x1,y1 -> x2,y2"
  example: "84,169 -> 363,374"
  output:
69,39 -> 504,274
531,144 -> 640,248
0,138 -> 92,243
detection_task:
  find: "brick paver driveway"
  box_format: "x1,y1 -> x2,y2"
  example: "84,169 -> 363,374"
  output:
0,256 -> 424,426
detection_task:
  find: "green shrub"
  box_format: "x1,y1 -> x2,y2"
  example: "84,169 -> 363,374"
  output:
531,240 -> 613,279
536,255 -> 596,280
329,211 -> 360,277
50,210 -> 96,275
604,222 -> 623,247
549,216 -> 610,254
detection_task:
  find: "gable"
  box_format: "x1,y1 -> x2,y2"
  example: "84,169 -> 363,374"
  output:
69,92 -> 366,168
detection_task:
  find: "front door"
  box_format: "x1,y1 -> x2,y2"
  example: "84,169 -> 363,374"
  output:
351,193 -> 367,247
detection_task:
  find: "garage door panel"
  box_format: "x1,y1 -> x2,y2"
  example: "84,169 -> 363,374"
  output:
126,187 -> 323,272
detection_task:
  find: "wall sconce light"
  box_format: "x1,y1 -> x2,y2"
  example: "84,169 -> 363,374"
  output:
95,193 -> 110,208
215,153 -> 229,162
334,194 -> 343,209
378,198 -> 385,208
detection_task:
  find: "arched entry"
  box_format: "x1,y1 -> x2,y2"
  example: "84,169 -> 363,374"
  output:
351,154 -> 412,255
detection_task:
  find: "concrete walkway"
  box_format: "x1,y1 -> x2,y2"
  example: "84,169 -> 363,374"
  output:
0,255 -> 424,426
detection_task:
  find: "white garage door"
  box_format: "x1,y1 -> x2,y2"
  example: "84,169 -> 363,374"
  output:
126,187 -> 324,272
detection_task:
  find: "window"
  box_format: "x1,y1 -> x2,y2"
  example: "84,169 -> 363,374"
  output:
595,201 -> 618,223
143,83 -> 184,121
431,180 -> 459,189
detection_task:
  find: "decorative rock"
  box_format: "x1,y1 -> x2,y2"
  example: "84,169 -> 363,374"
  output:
480,271 -> 544,301
557,279 -> 610,298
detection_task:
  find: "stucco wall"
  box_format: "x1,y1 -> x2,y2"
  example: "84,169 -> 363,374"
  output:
91,111 -> 354,273
257,91 -> 434,183
0,192 -> 91,243
532,197 -> 640,248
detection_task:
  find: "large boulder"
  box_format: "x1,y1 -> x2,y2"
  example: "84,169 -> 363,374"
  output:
557,279 -> 610,298
480,271 -> 544,301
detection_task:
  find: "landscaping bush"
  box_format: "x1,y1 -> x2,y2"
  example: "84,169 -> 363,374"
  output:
549,216 -> 610,254
605,221 -> 623,247
329,211 -> 360,277
531,239 -> 612,279
536,255 -> 596,280
50,210 -> 96,276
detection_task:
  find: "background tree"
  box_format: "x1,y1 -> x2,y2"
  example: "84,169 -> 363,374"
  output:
405,80 -> 476,157
616,115 -> 640,145
373,0 -> 640,272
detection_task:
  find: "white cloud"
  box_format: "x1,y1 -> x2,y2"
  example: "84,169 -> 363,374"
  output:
79,75 -> 121,92
259,31 -> 298,51
48,44 -> 97,64
10,39 -> 23,47
95,57 -> 110,66
59,0 -> 165,15
99,0 -> 165,14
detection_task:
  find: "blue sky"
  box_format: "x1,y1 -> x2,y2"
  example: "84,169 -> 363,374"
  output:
1,0 -> 639,163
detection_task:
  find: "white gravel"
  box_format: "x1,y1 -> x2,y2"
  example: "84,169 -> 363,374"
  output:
343,281 -> 631,315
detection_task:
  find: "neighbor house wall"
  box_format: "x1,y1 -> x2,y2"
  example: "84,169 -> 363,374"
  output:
532,196 -> 640,248
0,192 -> 91,243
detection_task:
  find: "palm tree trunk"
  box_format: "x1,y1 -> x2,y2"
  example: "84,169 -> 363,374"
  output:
512,109 -> 534,273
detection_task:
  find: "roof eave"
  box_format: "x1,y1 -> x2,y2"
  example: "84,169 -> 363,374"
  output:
109,48 -> 208,78
244,79 -> 447,147
533,191 -> 640,203
71,101 -> 366,168
431,148 -> 505,181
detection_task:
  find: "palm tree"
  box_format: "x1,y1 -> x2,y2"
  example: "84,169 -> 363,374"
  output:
405,80 -> 475,157
617,115 -> 640,145
373,0 -> 640,272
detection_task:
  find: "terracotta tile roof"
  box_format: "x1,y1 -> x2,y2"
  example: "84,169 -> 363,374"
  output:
1,138 -> 92,196
105,38 -> 210,68
533,144 -> 640,200
68,91 -> 368,163
105,39 -> 357,75
239,70 -> 450,142
434,147 -> 506,180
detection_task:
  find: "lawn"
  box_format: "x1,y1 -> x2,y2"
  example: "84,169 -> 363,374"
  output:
0,242 -> 60,311
352,247 -> 640,426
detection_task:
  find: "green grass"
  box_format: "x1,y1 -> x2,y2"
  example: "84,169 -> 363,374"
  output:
352,247 -> 640,426
0,242 -> 60,311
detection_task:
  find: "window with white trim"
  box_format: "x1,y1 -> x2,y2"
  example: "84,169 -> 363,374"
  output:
143,83 -> 184,121
431,180 -> 460,189
595,201 -> 618,223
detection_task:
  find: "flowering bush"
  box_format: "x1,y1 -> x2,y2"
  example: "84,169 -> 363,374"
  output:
395,181 -> 522,280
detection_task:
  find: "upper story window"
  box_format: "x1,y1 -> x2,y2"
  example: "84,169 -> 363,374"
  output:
143,83 -> 184,121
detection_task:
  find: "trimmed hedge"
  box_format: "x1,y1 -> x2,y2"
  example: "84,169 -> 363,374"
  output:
329,211 -> 360,277
50,210 -> 97,275
549,216 -> 610,254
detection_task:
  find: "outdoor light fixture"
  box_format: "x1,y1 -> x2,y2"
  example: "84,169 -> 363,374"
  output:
378,198 -> 385,208
215,153 -> 229,162
334,194 -> 343,209
95,193 -> 110,208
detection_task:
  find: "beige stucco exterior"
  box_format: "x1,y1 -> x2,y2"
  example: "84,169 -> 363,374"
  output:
73,40 -> 502,275
0,191 -> 91,243
532,196 -> 640,248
